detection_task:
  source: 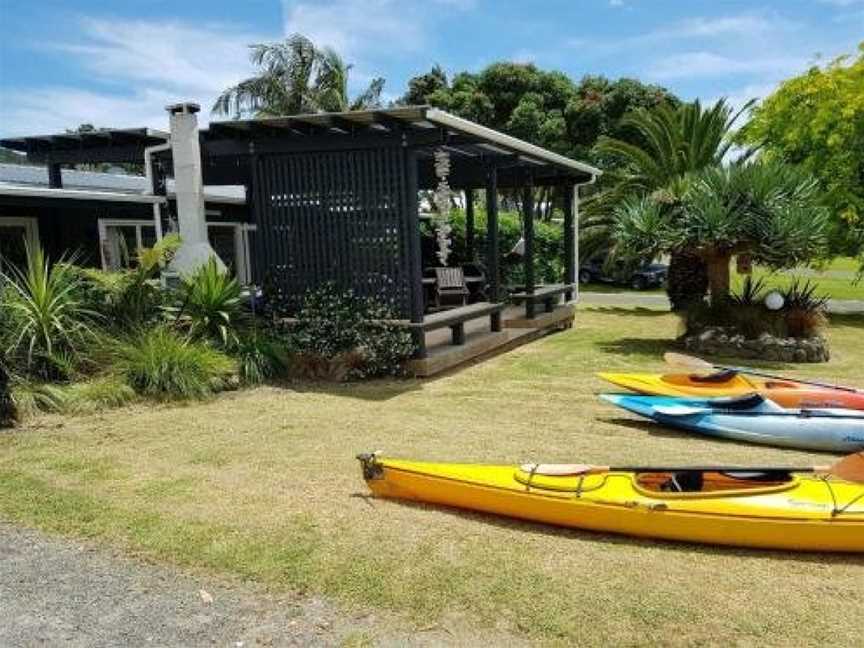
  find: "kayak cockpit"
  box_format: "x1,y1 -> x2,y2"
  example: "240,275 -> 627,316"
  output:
635,471 -> 793,493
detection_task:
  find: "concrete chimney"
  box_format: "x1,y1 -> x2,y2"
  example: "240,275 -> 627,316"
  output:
165,102 -> 226,276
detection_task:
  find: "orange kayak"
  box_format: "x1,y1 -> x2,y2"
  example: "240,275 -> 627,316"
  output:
599,371 -> 864,410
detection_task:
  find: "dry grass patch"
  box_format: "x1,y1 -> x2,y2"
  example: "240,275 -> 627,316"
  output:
1,307 -> 863,645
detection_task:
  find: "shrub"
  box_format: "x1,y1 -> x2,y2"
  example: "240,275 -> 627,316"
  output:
233,332 -> 289,384
169,257 -> 247,347
0,360 -> 16,427
682,277 -> 829,339
284,284 -> 415,380
9,376 -> 136,419
0,243 -> 100,380
114,327 -> 235,399
77,233 -> 180,330
781,279 -> 828,338
432,208 -> 566,287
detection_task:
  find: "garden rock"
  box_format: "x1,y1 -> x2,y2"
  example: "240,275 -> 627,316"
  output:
683,326 -> 829,363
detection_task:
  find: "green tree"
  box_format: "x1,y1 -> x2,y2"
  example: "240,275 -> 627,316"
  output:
736,44 -> 864,266
213,34 -> 385,117
612,161 -> 830,306
585,99 -> 752,307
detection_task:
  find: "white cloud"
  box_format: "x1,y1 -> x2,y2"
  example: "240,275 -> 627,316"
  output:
816,0 -> 864,6
609,0 -> 625,7
282,0 -> 426,60
646,51 -> 809,80
3,17 -> 268,135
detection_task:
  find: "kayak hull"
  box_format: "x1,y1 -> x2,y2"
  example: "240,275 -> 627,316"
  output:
599,372 -> 864,410
361,457 -> 864,553
603,394 -> 864,453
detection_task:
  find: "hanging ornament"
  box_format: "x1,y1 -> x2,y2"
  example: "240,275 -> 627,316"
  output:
432,148 -> 453,265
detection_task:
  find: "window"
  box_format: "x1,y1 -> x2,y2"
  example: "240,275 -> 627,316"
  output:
98,219 -> 158,270
0,217 -> 39,275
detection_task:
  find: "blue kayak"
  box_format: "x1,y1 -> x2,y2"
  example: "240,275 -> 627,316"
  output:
601,393 -> 864,453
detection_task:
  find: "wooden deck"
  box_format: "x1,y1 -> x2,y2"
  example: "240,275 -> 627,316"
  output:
405,303 -> 574,377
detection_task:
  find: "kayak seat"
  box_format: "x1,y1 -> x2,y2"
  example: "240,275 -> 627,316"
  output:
709,393 -> 766,410
660,471 -> 704,493
690,369 -> 738,383
637,472 -> 792,493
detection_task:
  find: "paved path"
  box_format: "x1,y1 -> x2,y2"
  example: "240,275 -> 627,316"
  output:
577,292 -> 864,314
0,523 -> 472,647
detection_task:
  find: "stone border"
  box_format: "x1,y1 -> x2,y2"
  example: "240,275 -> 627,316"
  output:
683,327 -> 829,363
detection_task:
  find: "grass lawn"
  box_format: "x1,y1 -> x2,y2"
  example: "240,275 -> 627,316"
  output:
2,307 -> 863,645
731,257 -> 863,301
580,257 -> 863,300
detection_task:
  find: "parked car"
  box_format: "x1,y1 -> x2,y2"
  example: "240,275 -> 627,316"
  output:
578,257 -> 667,290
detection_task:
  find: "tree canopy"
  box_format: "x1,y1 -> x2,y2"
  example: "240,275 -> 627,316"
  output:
397,63 -> 679,167
736,43 -> 864,263
213,34 -> 385,118
612,161 -> 830,306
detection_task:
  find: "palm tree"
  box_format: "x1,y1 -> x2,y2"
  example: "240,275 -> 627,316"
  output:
212,34 -> 385,118
584,99 -> 753,308
611,161 -> 829,307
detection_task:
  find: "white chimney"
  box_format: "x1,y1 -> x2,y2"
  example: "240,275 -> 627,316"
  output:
165,102 -> 226,276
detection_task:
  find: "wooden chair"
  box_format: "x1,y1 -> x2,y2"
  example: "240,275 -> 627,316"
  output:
434,266 -> 469,309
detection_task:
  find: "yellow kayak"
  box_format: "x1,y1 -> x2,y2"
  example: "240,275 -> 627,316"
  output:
598,371 -> 864,410
357,453 -> 864,552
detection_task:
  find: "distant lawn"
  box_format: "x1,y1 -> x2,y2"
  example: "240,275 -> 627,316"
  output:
2,308 -> 863,645
580,257 -> 863,300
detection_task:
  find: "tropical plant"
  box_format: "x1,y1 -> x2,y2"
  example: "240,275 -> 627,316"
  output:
0,243 -> 100,379
586,98 -> 754,307
611,161 -> 830,307
233,332 -> 288,384
781,279 -> 829,338
736,43 -> 864,267
114,327 -> 235,399
169,258 -> 247,347
79,233 -> 181,330
212,34 -> 385,118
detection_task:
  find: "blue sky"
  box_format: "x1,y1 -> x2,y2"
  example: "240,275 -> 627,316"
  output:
0,0 -> 862,136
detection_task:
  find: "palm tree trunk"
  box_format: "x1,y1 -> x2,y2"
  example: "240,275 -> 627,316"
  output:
706,251 -> 732,306
666,250 -> 708,311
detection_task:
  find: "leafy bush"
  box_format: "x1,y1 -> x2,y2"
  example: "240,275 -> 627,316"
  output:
683,277 -> 829,339
114,327 -> 235,399
76,233 -> 180,330
0,244 -> 100,380
431,208 -> 566,287
169,257 -> 247,347
9,376 -> 136,419
0,359 -> 16,427
781,279 -> 828,338
285,284 -> 415,380
233,332 -> 289,384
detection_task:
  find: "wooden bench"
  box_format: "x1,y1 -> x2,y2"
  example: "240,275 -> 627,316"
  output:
509,283 -> 575,318
406,301 -> 506,356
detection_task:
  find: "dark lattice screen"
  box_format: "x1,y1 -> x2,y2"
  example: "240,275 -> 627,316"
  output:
252,147 -> 412,317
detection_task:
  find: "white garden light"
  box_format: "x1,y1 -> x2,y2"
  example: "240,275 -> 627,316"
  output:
765,291 -> 785,311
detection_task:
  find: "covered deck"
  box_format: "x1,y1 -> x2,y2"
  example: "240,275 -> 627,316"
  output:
201,106 -> 600,373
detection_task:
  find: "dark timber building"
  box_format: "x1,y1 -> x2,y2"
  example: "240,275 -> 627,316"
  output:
2,105 -> 601,374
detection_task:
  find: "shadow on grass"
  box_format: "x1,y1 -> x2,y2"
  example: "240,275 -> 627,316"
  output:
595,337 -> 677,358
358,494 -> 864,566
580,306 -> 671,317
271,376 -> 427,402
830,313 -> 864,328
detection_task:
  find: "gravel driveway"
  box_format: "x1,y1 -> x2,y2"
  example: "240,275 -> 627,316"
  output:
0,523 -> 471,647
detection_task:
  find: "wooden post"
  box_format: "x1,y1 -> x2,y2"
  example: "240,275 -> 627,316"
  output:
485,166 -> 500,303
47,162 -> 62,188
563,183 -> 575,302
404,147 -> 426,358
522,175 -> 535,318
465,188 -> 475,261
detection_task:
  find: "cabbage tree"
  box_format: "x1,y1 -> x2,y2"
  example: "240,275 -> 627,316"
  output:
612,161 -> 830,306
